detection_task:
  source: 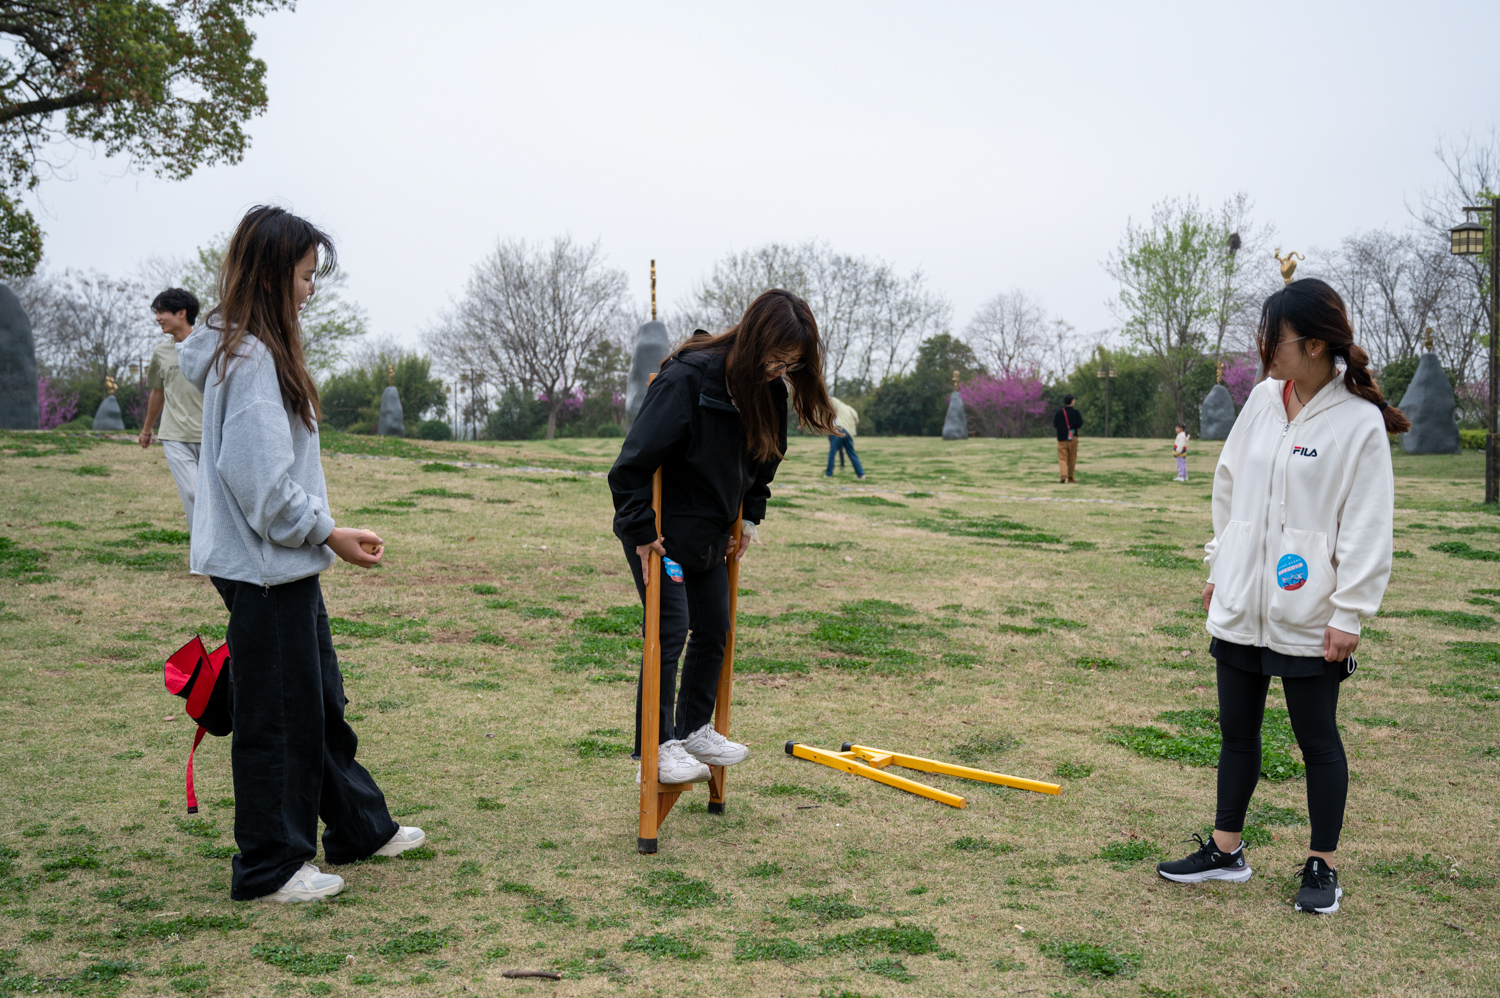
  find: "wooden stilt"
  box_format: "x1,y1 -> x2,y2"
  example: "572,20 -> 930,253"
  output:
638,465 -> 667,853
707,507 -> 743,814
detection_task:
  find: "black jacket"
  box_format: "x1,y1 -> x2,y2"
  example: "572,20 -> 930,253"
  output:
609,348 -> 786,573
1053,406 -> 1082,442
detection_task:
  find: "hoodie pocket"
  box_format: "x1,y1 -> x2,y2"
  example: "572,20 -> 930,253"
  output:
1208,520 -> 1254,615
1267,527 -> 1336,633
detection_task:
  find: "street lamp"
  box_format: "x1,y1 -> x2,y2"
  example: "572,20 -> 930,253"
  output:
1450,199 -> 1500,503
1096,356 -> 1118,438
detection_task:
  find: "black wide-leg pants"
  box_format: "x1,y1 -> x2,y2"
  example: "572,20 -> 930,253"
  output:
211,574 -> 397,900
622,541 -> 730,756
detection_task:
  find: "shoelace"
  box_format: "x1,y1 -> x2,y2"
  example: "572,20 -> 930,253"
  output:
1293,862 -> 1336,890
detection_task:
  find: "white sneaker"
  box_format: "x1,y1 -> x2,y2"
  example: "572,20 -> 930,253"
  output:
375,826 -> 426,857
635,740 -> 711,784
681,723 -> 750,766
262,863 -> 343,903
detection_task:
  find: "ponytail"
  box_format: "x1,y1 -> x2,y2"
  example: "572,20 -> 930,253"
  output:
1341,343 -> 1411,434
1259,278 -> 1412,434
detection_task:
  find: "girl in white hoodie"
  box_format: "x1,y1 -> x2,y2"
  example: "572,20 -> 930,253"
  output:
1155,278 -> 1409,915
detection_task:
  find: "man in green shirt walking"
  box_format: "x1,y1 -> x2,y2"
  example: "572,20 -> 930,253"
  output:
139,289 -> 204,528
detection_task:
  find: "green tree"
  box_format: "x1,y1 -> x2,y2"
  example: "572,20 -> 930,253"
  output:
1068,348 -> 1163,438
864,333 -> 980,435
0,1 -> 292,276
151,234 -> 368,376
320,353 -> 446,435
1105,197 -> 1225,425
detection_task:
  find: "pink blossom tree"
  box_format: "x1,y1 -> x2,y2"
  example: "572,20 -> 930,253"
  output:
37,377 -> 78,429
959,371 -> 1049,438
1221,350 -> 1259,406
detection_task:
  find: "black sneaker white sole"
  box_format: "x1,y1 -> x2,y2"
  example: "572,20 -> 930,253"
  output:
1157,864 -> 1253,884
1294,886 -> 1342,914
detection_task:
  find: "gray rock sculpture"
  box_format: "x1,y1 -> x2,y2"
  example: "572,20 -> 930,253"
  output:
377,385 -> 405,436
0,282 -> 38,429
92,394 -> 125,431
1199,384 -> 1237,440
1397,352 -> 1460,454
942,390 -> 967,440
626,320 -> 672,427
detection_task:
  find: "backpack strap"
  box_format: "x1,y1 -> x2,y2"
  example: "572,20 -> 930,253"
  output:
185,725 -> 208,813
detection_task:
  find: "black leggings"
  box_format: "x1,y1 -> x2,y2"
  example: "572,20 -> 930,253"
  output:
622,541 -> 730,755
1214,661 -> 1348,853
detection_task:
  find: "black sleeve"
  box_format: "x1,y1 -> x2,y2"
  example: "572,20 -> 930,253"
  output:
1071,407 -> 1083,430
1053,409 -> 1065,434
609,374 -> 692,546
742,385 -> 789,523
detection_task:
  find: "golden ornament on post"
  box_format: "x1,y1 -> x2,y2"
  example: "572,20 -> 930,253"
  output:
1274,249 -> 1304,285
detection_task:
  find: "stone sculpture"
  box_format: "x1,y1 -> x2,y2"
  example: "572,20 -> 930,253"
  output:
626,320 -> 672,427
1199,384 -> 1237,440
1397,352 -> 1460,454
93,377 -> 125,432
0,282 -> 38,429
378,386 -> 404,436
942,372 -> 967,441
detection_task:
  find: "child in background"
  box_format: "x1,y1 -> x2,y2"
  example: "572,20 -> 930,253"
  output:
1173,423 -> 1189,482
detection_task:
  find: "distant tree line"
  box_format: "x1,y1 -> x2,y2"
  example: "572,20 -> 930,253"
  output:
14,132 -> 1494,440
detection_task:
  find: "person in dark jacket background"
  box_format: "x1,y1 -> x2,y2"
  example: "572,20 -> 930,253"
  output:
609,289 -> 837,785
1053,394 -> 1083,483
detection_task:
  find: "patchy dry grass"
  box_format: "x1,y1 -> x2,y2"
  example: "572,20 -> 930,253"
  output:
0,430 -> 1496,996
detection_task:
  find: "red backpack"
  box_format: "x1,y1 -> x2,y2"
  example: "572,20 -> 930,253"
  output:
164,636 -> 234,813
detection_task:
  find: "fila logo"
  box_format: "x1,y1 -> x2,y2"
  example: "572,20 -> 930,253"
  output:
1292,445 -> 1318,457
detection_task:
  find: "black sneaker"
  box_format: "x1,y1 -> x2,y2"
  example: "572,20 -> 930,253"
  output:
1293,858 -> 1341,914
1156,833 -> 1253,884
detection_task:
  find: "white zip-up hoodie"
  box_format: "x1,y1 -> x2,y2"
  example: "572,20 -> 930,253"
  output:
1204,375 -> 1394,657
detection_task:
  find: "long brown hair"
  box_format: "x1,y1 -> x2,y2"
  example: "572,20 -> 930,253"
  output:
672,288 -> 838,461
206,206 -> 335,430
1256,278 -> 1412,434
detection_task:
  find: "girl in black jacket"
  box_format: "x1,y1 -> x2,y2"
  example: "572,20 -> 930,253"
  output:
609,289 -> 837,784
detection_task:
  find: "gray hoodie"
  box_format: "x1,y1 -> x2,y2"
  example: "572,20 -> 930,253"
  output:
177,324 -> 336,586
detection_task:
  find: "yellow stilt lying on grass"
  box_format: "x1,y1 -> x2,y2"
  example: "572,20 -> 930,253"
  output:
784,741 -> 1062,809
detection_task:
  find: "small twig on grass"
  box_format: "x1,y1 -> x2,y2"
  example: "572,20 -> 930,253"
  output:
796,804 -> 821,810
502,970 -> 563,980
1443,922 -> 1473,936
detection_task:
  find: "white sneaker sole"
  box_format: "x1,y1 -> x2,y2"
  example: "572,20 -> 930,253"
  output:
1157,865 -> 1253,884
1294,886 -> 1341,914
262,881 -> 343,903
683,748 -> 749,767
375,829 -> 426,858
637,766 -> 712,784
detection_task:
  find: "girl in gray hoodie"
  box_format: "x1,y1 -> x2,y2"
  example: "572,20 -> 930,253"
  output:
178,206 -> 424,902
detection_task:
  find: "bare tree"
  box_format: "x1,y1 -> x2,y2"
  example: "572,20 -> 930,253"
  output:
427,236 -> 629,439
1320,229 -> 1459,368
682,240 -> 947,394
964,288 -> 1047,376
859,268 -> 949,385
24,269 -> 156,386
1208,192 -> 1278,361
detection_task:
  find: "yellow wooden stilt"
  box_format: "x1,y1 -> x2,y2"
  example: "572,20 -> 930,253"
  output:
785,743 -> 968,809
785,741 -> 1063,809
843,743 -> 1063,796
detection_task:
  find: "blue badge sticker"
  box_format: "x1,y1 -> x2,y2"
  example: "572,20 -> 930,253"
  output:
1276,553 -> 1308,591
662,556 -> 684,583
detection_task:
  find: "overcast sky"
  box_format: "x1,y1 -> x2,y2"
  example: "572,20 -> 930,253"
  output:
21,0 -> 1500,364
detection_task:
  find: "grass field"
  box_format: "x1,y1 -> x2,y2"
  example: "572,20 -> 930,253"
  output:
1,427 -> 1496,998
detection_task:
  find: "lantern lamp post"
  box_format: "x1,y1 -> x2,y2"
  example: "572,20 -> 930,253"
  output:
1450,200 -> 1499,503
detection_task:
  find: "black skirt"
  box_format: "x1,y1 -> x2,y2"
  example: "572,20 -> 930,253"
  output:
1209,636 -> 1357,681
